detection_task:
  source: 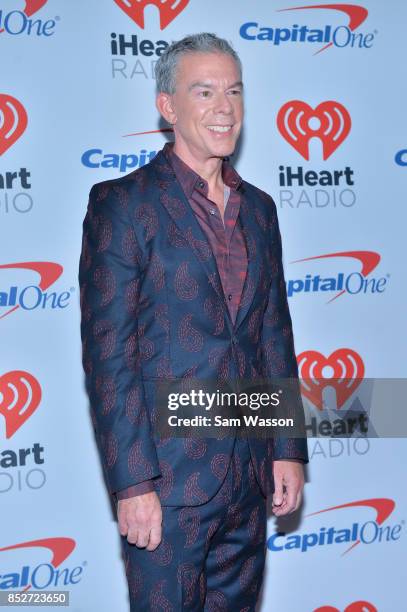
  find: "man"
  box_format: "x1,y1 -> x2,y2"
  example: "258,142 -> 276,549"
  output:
79,33 -> 308,611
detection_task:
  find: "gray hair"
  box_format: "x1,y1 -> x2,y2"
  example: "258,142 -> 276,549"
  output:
155,32 -> 242,95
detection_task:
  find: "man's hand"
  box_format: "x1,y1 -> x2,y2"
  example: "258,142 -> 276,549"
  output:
117,491 -> 162,550
272,460 -> 305,516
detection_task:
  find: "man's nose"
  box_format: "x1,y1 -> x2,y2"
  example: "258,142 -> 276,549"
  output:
214,93 -> 233,114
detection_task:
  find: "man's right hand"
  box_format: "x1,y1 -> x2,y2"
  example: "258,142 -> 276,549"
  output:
117,491 -> 162,551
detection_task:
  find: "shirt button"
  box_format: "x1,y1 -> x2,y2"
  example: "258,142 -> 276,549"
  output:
197,180 -> 205,189
209,208 -> 216,215
228,294 -> 232,301
231,336 -> 238,345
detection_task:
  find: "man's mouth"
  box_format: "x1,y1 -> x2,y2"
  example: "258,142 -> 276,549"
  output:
206,125 -> 233,133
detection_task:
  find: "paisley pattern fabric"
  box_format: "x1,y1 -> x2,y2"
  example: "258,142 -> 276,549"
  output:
121,437 -> 267,611
78,146 -> 309,506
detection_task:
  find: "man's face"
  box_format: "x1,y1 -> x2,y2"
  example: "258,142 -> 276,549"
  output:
168,52 -> 243,162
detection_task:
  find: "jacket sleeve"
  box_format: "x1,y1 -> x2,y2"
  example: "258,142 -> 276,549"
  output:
78,183 -> 161,495
260,195 -> 309,464
115,480 -> 155,501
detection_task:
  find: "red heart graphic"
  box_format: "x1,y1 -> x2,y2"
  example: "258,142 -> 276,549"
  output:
345,603 -> 377,612
277,100 -> 351,160
114,0 -> 190,30
315,602 -> 377,612
0,370 -> 41,438
0,94 -> 28,156
297,348 -> 364,410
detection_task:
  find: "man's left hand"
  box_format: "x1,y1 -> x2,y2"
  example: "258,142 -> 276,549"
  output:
271,460 -> 305,516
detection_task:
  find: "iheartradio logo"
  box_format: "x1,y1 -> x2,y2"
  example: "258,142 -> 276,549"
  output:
114,0 -> 190,30
0,370 -> 41,438
0,94 -> 28,156
277,100 -> 351,160
315,602 -> 377,612
297,348 -> 364,410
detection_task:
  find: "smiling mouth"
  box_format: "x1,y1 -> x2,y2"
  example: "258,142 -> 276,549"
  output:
206,125 -> 233,133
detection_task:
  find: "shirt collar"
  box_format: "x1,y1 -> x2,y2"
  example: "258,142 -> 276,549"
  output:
162,141 -> 242,198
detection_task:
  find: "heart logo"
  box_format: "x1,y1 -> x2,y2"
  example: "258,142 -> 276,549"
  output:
315,602 -> 377,612
0,94 -> 28,156
277,100 -> 351,160
0,370 -> 42,438
114,0 -> 190,30
297,348 -> 364,410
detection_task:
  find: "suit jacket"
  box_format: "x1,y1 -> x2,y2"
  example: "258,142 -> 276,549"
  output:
78,146 -> 309,506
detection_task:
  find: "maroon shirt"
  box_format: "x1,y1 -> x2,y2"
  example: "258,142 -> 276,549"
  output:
115,143 -> 248,500
165,142 -> 248,325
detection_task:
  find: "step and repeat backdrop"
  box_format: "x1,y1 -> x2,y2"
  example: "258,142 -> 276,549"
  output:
1,1 -> 406,610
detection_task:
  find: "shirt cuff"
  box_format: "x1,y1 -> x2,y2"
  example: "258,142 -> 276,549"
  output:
273,458 -> 306,463
115,480 -> 155,500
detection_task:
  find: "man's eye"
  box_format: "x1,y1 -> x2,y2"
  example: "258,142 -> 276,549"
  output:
229,90 -> 242,95
200,90 -> 211,97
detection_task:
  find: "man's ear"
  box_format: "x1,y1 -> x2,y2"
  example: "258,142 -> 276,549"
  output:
156,92 -> 177,125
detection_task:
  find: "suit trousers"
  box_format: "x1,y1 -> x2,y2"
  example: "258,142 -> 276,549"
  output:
120,436 -> 268,611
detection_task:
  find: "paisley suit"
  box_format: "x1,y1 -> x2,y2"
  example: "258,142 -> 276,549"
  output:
79,146 -> 308,609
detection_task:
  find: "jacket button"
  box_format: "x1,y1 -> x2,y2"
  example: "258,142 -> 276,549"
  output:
231,336 -> 238,345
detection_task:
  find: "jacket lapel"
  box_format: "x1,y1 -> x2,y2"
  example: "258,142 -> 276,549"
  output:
233,187 -> 261,332
151,150 -> 261,335
151,150 -> 234,332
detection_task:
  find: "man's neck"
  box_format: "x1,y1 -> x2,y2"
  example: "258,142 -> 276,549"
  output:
173,141 -> 224,193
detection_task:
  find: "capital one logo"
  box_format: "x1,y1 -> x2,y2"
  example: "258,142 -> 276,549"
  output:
81,127 -> 171,174
0,537 -> 84,591
268,498 -> 401,555
277,3 -> 370,54
297,348 -> 364,410
0,262 -> 71,320
114,0 -> 190,29
395,148 -> 407,167
315,602 -> 377,612
287,250 -> 387,302
1,1 -> 48,26
240,4 -> 375,54
0,95 -> 28,156
277,100 -> 351,160
0,371 -> 41,438
0,2 -> 57,37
